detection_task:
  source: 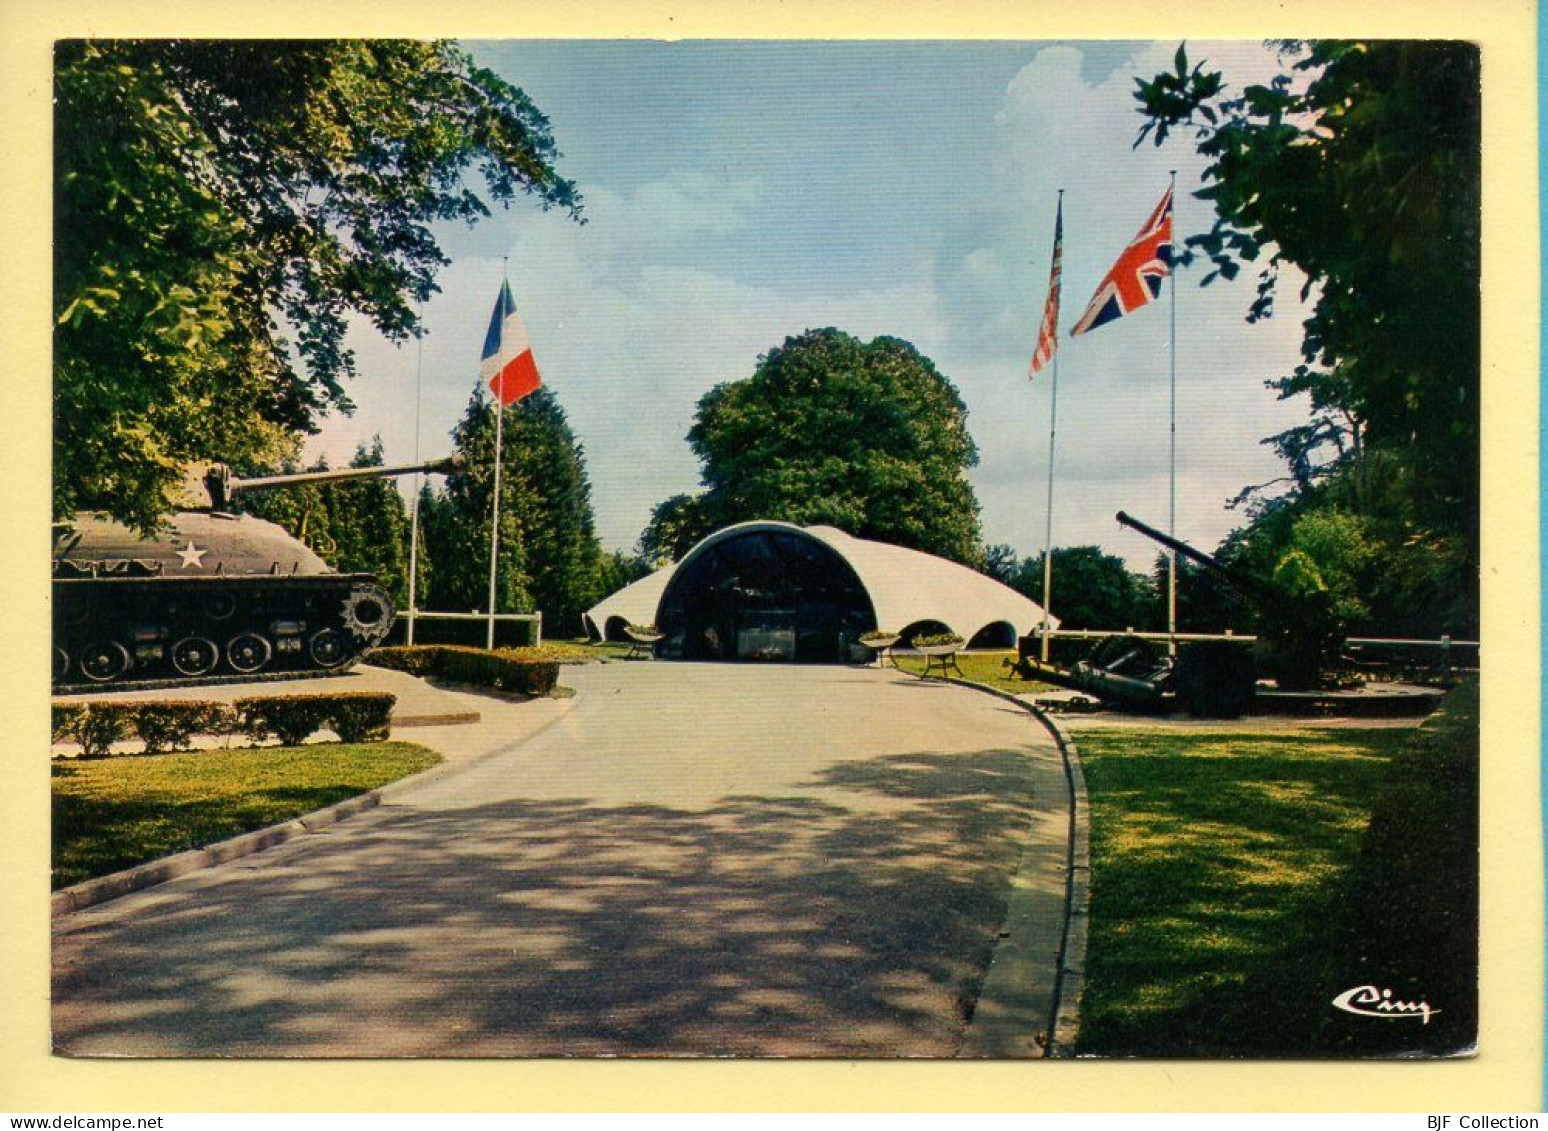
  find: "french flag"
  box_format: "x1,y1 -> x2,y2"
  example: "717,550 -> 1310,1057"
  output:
480,279 -> 543,406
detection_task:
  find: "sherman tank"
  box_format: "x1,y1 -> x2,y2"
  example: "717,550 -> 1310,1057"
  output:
52,455 -> 460,692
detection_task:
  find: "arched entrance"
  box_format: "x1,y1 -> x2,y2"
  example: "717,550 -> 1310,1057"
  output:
656,528 -> 876,662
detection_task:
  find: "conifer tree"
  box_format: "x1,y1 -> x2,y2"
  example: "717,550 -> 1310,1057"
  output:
424,387 -> 605,639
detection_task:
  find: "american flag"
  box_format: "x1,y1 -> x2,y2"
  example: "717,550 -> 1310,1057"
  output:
1070,186 -> 1173,337
1029,195 -> 1063,377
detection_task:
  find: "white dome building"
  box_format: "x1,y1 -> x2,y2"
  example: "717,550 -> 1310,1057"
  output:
584,520 -> 1056,662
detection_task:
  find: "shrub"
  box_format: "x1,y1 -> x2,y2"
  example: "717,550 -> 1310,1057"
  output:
51,703 -> 87,745
369,645 -> 560,697
133,701 -> 232,755
72,704 -> 136,758
496,642 -> 600,664
367,646 -> 436,677
236,695 -> 335,746
53,695 -> 394,756
437,648 -> 560,696
328,693 -> 395,743
237,692 -> 396,745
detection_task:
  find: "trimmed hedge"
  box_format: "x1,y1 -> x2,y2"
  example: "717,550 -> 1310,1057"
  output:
369,645 -> 560,697
235,693 -> 397,746
51,692 -> 396,756
51,703 -> 87,745
129,701 -> 232,755
236,695 -> 333,746
329,695 -> 395,743
71,703 -> 137,759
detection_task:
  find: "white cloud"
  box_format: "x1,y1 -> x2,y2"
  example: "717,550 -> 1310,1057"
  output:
310,41 -> 1318,571
937,41 -> 1315,564
311,169 -> 946,552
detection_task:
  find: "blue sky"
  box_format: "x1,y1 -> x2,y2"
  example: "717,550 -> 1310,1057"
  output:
314,39 -> 1312,568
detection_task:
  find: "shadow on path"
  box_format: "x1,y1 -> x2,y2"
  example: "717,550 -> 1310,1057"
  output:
55,746 -> 1042,1058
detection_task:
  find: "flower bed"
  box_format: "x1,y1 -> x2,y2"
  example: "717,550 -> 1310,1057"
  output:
909,632 -> 965,656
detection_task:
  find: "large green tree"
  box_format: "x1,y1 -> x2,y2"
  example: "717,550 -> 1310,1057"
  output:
1011,547 -> 1155,632
644,328 -> 984,564
55,39 -> 579,532
423,388 -> 605,639
323,441 -> 417,608
1135,40 -> 1480,544
1134,41 -> 1480,642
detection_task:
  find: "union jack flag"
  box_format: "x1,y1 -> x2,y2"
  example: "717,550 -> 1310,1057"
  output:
1070,185 -> 1173,337
1029,195 -> 1063,377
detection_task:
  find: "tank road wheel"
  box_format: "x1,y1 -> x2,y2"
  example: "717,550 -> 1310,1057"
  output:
308,628 -> 349,669
170,636 -> 220,677
78,640 -> 130,683
226,633 -> 273,675
53,647 -> 69,681
202,592 -> 237,621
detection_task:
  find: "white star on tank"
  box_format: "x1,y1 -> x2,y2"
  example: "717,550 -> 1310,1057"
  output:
176,542 -> 208,569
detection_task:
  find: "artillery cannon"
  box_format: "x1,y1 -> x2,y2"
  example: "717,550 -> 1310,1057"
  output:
1115,510 -> 1342,692
52,455 -> 461,691
1019,511 -> 1272,717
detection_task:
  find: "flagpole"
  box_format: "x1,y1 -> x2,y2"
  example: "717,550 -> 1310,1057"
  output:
1040,347 -> 1059,663
1167,170 -> 1178,654
486,259 -> 508,651
1040,189 -> 1064,665
406,302 -> 424,646
487,399 -> 504,649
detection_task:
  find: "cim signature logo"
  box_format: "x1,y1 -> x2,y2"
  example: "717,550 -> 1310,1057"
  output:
1332,984 -> 1440,1025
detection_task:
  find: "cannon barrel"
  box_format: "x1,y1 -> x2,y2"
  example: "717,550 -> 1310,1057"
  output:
229,454 -> 464,496
200,454 -> 464,510
1115,510 -> 1277,608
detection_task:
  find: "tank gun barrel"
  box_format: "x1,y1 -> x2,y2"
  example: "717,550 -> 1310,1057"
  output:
228,454 -> 464,497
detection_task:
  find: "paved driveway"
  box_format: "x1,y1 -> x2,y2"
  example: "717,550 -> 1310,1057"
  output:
53,663 -> 1069,1057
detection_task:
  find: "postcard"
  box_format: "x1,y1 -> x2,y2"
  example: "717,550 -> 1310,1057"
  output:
6,1 -> 1542,1115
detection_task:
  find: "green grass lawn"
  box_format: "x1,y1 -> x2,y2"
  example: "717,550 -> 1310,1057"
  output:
1075,724 -> 1408,1056
891,649 -> 1058,694
52,741 -> 442,889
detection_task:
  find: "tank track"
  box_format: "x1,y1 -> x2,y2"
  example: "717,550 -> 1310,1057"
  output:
52,574 -> 394,694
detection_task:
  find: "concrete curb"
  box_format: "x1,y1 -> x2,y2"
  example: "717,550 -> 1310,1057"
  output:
51,792 -> 382,918
51,694 -> 581,919
388,711 -> 482,728
1036,709 -> 1091,1059
932,676 -> 1091,1058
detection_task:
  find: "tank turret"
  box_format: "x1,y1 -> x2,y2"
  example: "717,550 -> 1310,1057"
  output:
53,455 -> 462,691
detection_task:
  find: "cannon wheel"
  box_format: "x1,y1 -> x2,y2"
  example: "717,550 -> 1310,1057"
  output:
1087,633 -> 1163,676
